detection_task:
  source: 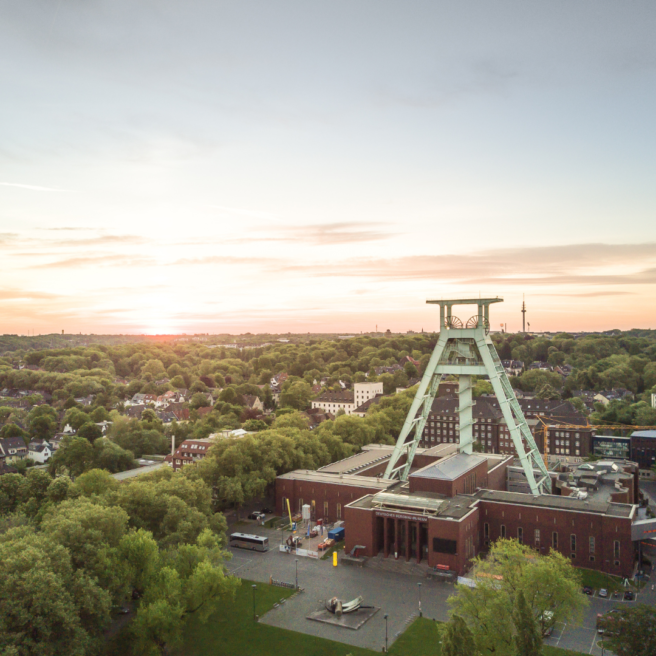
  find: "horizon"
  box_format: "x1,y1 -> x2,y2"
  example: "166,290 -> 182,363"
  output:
2,1 -> 656,335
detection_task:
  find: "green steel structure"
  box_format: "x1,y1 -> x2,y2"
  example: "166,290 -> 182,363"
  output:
383,298 -> 551,495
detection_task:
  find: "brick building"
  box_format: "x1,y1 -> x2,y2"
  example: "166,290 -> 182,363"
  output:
418,394 -> 595,459
275,445 -> 641,578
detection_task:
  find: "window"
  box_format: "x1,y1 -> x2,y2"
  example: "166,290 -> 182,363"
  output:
589,537 -> 595,554
534,529 -> 540,547
336,503 -> 342,519
500,525 -> 506,539
298,498 -> 303,512
323,501 -> 329,518
552,532 -> 558,549
570,534 -> 576,553
614,540 -> 620,560
484,523 -> 489,540
517,527 -> 523,544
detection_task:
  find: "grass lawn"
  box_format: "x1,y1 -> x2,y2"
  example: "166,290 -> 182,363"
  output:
172,579 -> 378,656
576,567 -> 626,593
105,584 -> 589,656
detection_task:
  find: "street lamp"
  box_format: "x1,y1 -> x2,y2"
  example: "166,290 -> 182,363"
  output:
252,584 -> 257,620
384,613 -> 388,652
295,558 -> 299,590
417,582 -> 422,617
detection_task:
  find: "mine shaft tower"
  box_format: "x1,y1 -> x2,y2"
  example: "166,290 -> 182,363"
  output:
383,298 -> 551,495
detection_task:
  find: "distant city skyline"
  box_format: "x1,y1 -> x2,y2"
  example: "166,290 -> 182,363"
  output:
1,1 -> 655,335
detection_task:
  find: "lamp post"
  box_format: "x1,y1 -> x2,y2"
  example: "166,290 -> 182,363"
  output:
384,613 -> 388,652
295,558 -> 299,590
252,584 -> 257,620
417,582 -> 422,617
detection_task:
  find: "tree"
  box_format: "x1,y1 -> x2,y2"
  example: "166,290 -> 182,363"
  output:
448,539 -> 587,656
190,393 -> 211,410
513,589 -> 541,656
77,422 -> 103,443
131,530 -> 239,656
280,381 -> 312,410
441,615 -> 479,656
535,384 -> 561,400
600,604 -> 656,656
48,436 -> 95,479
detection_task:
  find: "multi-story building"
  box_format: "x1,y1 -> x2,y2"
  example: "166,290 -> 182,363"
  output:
417,395 -> 594,459
311,382 -> 384,416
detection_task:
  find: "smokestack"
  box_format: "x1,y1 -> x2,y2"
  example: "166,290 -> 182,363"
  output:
171,434 -> 175,455
521,295 -> 526,333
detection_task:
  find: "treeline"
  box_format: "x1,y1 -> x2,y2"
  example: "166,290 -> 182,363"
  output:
0,467 -> 237,656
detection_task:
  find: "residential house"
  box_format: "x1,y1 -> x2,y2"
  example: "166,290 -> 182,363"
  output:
0,437 -> 28,463
0,461 -> 17,476
501,360 -> 524,376
595,389 -> 635,406
242,395 -> 264,412
165,438 -> 216,472
74,395 -> 95,407
126,405 -> 147,419
28,439 -> 53,463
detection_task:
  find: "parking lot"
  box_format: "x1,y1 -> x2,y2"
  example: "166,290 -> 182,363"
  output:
226,518 -> 654,654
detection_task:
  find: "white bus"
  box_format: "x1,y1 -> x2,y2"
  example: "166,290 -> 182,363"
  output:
229,533 -> 269,552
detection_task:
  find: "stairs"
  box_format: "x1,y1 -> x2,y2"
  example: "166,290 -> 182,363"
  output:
365,555 -> 431,578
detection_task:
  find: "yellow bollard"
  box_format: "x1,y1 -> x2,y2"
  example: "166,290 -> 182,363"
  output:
333,551 -> 338,567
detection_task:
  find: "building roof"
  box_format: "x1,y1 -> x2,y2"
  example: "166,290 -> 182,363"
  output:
410,452 -> 486,481
353,394 -> 386,414
631,430 -> 656,439
313,390 -> 355,404
111,463 -> 164,481
474,489 -> 634,518
277,469 -> 392,489
318,445 -> 396,474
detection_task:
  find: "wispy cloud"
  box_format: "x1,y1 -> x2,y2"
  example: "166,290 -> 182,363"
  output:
0,182 -> 73,192
31,254 -> 154,269
273,243 -> 656,286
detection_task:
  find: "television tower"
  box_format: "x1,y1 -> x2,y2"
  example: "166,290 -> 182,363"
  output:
521,295 -> 526,333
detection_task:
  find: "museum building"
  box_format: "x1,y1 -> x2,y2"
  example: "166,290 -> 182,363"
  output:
275,444 -> 640,577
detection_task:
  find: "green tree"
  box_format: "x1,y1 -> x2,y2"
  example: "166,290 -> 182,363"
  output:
441,615 -> 479,656
535,384 -> 561,400
599,604 -> 656,656
513,589 -> 542,656
448,539 -> 587,655
77,422 -> 103,443
48,436 -> 95,479
280,381 -> 313,410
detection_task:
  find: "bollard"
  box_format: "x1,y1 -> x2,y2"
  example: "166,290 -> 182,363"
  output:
333,551 -> 338,567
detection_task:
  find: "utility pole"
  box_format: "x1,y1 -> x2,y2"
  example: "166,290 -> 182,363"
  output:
521,295 -> 526,333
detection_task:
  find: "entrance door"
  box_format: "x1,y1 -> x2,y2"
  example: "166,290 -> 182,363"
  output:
376,517 -> 385,555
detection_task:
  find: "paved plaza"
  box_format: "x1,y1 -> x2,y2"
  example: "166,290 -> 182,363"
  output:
226,519 -> 654,655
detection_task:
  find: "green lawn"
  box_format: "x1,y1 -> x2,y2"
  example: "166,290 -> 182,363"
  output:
576,567 -> 625,593
172,580 -> 378,656
105,584 -> 589,656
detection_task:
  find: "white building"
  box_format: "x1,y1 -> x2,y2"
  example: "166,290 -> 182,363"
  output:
28,440 -> 52,463
311,382 -> 384,416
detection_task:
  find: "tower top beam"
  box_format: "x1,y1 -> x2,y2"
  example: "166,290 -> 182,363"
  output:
426,297 -> 503,308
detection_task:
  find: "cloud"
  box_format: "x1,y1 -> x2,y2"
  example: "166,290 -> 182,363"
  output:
0,182 -> 73,192
0,289 -> 63,301
31,254 -> 154,269
274,242 -> 656,286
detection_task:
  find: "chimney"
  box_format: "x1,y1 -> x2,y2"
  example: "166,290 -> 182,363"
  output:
171,434 -> 175,455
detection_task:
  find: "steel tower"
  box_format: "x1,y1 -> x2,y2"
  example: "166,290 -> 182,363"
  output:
382,297 -> 551,495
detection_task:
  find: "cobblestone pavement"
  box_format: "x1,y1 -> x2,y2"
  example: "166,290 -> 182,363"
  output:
227,520 -> 653,654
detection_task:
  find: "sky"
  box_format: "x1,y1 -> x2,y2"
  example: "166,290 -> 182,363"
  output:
1,1 -> 656,336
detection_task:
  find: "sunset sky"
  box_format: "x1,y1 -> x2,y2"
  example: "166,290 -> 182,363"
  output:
1,1 -> 656,335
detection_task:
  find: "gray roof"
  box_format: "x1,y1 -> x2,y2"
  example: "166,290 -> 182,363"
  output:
474,489 -> 634,518
410,453 -> 486,481
277,469 -> 391,489
111,463 -> 164,481
631,431 -> 656,439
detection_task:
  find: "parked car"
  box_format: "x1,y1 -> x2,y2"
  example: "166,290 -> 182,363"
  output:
623,590 -> 635,601
597,609 -> 623,635
599,588 -> 608,598
582,586 -> 594,596
260,507 -> 273,514
247,512 -> 265,521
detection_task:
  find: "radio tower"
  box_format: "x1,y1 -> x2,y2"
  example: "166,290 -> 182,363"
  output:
521,295 -> 526,333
